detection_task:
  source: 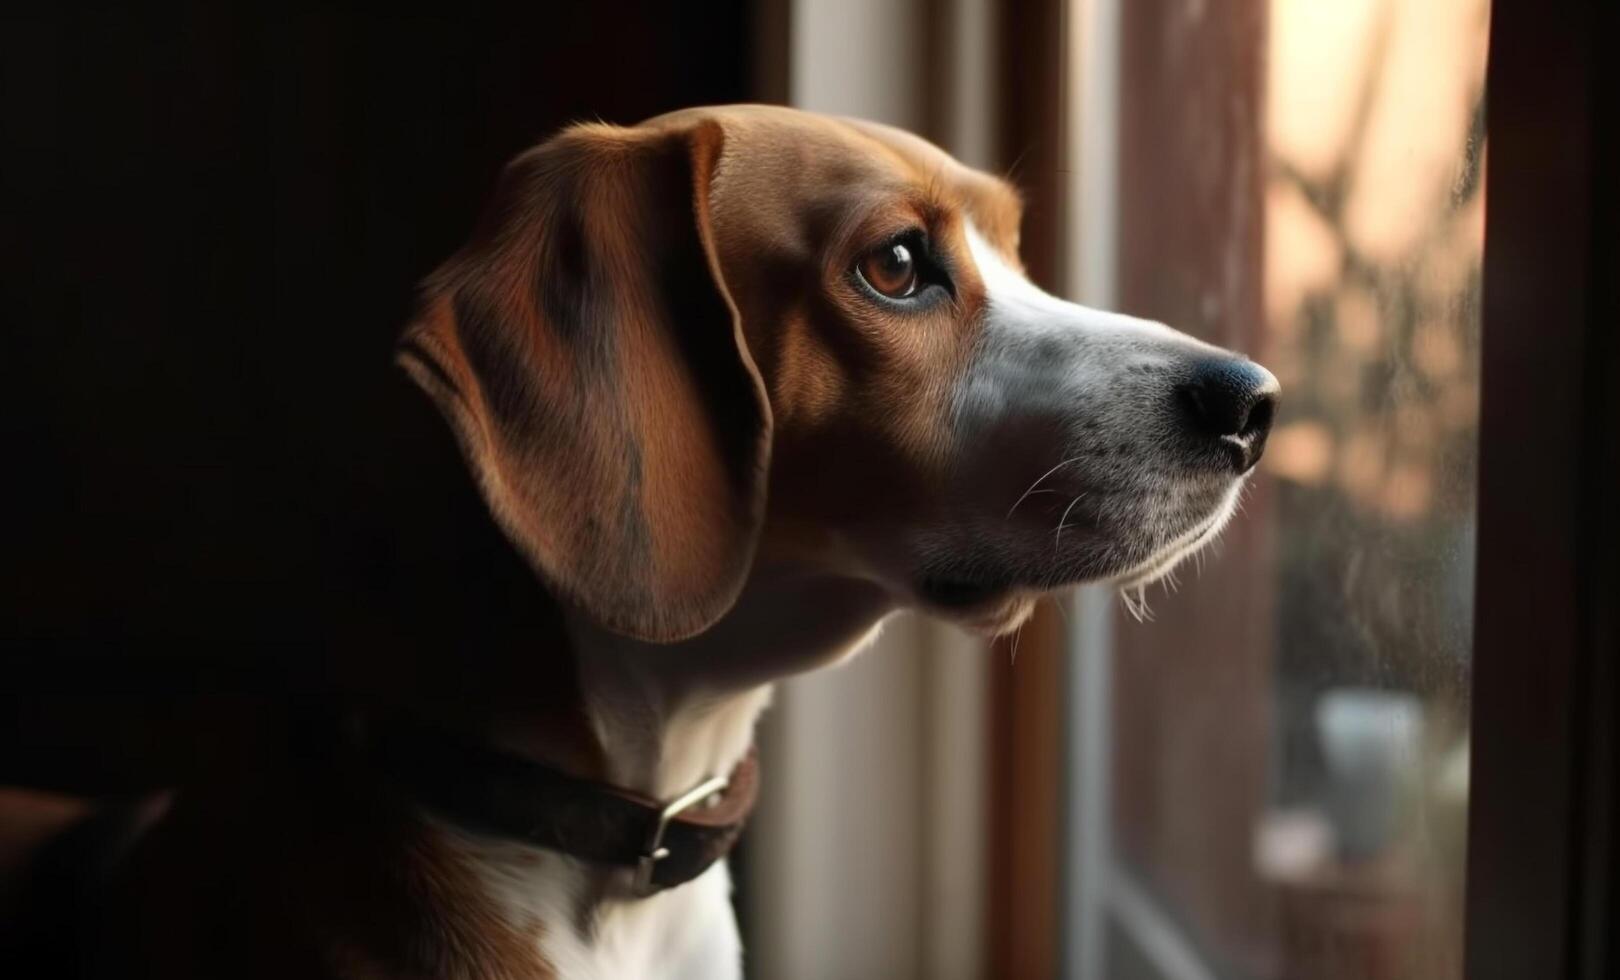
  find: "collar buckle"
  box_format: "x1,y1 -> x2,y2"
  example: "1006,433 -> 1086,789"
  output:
632,773 -> 731,896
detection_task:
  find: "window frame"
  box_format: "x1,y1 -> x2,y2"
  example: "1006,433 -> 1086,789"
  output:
1462,0 -> 1617,977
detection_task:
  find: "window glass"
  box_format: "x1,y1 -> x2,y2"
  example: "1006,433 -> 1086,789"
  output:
1090,1 -> 1489,977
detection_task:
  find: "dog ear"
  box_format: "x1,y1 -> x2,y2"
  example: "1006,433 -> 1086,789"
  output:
397,120 -> 770,642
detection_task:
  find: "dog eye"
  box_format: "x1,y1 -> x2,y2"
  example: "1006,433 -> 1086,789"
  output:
857,242 -> 919,299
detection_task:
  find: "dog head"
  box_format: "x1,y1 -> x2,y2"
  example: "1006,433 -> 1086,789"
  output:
399,105 -> 1277,642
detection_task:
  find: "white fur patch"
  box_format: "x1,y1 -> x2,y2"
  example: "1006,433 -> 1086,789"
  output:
433,817 -> 744,980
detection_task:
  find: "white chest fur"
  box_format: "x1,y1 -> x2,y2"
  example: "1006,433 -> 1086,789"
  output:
436,821 -> 744,980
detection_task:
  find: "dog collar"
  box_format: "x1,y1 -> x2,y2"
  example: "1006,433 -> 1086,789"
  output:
363,715 -> 759,896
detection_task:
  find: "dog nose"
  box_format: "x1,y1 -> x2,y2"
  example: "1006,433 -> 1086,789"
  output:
1176,357 -> 1279,472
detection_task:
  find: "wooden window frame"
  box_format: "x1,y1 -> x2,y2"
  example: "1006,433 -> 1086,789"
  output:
1463,1 -> 1618,977
986,0 -> 1070,974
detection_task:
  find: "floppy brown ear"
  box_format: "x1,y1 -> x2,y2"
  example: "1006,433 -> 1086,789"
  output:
397,119 -> 770,642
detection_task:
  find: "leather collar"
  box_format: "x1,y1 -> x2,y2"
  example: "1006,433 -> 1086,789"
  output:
362,715 -> 759,896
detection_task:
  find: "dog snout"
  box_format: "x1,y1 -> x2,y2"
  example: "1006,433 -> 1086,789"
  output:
1175,356 -> 1279,473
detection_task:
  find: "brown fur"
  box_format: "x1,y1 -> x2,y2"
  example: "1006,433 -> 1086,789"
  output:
401,105 -> 1026,635
399,118 -> 770,643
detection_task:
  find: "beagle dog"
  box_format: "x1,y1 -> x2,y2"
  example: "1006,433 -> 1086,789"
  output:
17,104 -> 1275,979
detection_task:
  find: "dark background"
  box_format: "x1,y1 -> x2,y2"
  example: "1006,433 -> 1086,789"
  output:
1,5 -> 756,792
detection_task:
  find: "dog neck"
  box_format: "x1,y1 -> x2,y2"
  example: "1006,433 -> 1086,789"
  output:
358,565 -> 894,977
561,563 -> 894,799
375,559 -> 894,826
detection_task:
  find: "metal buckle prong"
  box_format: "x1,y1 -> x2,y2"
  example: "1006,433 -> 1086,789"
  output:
632,773 -> 730,895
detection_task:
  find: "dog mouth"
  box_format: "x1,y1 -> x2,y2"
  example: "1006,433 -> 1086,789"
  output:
910,478 -> 1244,633
1104,482 -> 1244,617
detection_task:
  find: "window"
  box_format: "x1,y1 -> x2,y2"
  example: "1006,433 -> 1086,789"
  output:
1065,0 -> 1488,977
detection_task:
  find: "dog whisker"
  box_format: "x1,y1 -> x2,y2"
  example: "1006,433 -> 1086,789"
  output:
1119,584 -> 1155,623
1007,456 -> 1084,519
1053,493 -> 1087,550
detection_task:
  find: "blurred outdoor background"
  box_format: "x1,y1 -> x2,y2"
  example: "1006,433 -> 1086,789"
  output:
2,1 -> 1492,978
